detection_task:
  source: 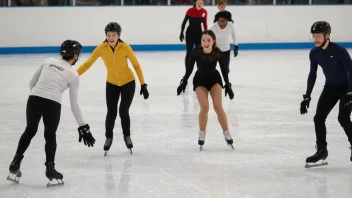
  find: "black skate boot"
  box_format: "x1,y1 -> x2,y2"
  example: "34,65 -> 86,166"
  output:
7,154 -> 24,184
124,136 -> 133,154
104,137 -> 113,156
198,131 -> 205,151
305,142 -> 328,168
223,130 -> 234,150
45,161 -> 64,188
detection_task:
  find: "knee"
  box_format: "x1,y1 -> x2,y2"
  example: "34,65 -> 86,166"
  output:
213,104 -> 224,115
119,108 -> 129,119
107,108 -> 118,118
199,105 -> 209,114
314,114 -> 326,124
338,115 -> 351,127
23,126 -> 38,139
44,130 -> 56,142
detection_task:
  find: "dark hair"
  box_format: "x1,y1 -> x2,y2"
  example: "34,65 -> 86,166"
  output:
62,56 -> 73,61
214,10 -> 234,23
202,30 -> 217,47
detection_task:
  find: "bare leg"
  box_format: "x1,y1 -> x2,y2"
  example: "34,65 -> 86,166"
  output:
210,84 -> 229,131
195,86 -> 209,132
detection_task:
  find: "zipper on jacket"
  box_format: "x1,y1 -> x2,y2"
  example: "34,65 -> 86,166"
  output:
112,53 -> 120,85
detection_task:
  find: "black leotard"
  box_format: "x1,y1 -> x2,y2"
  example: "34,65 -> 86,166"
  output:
183,46 -> 230,91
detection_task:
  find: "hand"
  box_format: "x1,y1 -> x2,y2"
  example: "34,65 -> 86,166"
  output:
140,84 -> 149,99
300,95 -> 311,115
78,124 -> 96,147
224,83 -> 234,100
344,92 -> 352,109
234,45 -> 238,57
177,78 -> 187,95
179,33 -> 184,42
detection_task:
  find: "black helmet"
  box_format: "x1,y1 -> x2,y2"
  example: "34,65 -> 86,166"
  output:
60,40 -> 82,58
311,21 -> 331,35
105,22 -> 122,35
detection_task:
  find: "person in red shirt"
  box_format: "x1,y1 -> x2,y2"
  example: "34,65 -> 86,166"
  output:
179,0 -> 208,71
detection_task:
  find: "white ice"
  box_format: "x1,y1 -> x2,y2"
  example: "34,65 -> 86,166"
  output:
1,50 -> 352,198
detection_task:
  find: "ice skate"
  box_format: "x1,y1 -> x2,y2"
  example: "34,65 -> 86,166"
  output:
104,137 -> 113,156
305,142 -> 328,168
45,162 -> 64,188
223,130 -> 234,150
7,154 -> 24,184
198,131 -> 206,151
124,136 -> 133,154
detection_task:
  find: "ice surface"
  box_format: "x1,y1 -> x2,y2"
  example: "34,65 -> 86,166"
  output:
1,50 -> 352,198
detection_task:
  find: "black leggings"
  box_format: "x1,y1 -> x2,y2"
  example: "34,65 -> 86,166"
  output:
15,96 -> 61,162
221,50 -> 231,73
185,29 -> 202,70
105,81 -> 135,138
314,86 -> 352,144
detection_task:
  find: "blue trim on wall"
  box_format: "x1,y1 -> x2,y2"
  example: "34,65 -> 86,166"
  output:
1,42 -> 352,54
1,4 -> 352,7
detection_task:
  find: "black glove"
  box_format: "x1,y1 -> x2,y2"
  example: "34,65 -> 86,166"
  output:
78,124 -> 95,147
234,45 -> 238,57
224,83 -> 234,100
177,78 -> 187,95
344,92 -> 352,109
179,33 -> 184,42
300,95 -> 311,115
140,84 -> 149,99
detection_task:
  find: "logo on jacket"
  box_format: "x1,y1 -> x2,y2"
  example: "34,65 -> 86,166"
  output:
202,13 -> 205,17
49,64 -> 64,71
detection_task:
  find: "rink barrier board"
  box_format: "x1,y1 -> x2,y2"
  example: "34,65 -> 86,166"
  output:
0,42 -> 352,54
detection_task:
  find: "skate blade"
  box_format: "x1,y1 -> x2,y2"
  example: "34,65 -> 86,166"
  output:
227,144 -> 234,150
47,179 -> 64,188
128,149 -> 132,155
7,170 -> 22,184
104,151 -> 108,156
305,161 -> 328,168
7,174 -> 20,184
199,145 -> 203,151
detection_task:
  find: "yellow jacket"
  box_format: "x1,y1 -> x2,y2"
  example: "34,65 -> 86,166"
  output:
76,41 -> 145,86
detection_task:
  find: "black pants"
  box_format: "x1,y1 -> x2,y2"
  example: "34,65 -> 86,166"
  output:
15,96 -> 61,162
221,50 -> 231,73
185,29 -> 202,70
105,81 -> 135,138
314,86 -> 352,144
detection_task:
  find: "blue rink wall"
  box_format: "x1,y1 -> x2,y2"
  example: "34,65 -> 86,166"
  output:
1,43 -> 352,54
0,6 -> 351,54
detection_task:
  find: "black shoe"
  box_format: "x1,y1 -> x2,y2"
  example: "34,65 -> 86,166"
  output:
9,154 -> 24,174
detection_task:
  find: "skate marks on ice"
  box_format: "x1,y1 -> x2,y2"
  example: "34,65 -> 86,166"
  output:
2,51 -> 352,197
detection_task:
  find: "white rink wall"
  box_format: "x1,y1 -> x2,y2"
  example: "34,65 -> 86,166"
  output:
0,6 -> 351,53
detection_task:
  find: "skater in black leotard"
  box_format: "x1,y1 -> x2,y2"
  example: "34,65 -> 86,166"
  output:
179,0 -> 208,71
177,30 -> 235,150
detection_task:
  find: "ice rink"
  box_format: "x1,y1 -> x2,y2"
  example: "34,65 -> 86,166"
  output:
1,49 -> 352,198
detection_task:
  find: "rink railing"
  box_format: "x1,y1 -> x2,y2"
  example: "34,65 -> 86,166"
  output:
3,0 -> 352,6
